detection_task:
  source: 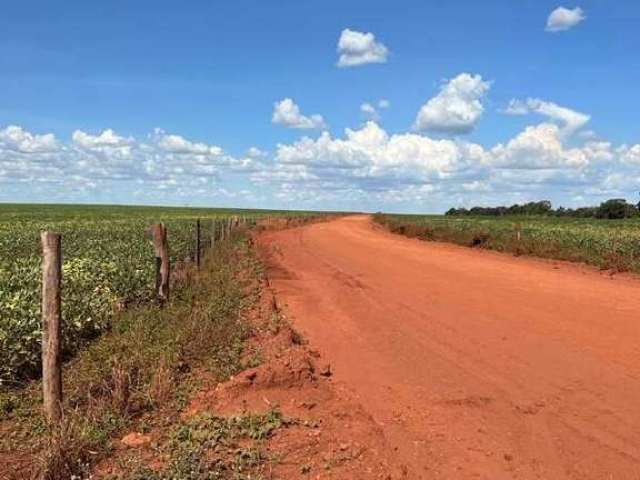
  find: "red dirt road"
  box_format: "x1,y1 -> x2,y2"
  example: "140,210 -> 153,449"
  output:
258,215 -> 640,479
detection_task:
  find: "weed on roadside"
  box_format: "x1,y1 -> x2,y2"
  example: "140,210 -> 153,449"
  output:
124,408 -> 289,480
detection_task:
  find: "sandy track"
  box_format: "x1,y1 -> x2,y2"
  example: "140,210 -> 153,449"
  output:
257,215 -> 640,479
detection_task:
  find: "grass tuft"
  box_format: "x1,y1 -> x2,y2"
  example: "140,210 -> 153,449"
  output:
126,408 -> 288,480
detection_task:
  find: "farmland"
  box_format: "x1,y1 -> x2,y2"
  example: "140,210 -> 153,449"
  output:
3,212 -> 640,479
373,213 -> 640,274
0,203 -> 314,386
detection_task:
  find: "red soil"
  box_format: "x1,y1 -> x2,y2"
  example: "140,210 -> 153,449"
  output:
184,280 -> 406,479
94,251 -> 405,479
257,214 -> 640,479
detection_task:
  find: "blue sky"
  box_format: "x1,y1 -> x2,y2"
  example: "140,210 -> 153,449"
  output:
1,0 -> 639,212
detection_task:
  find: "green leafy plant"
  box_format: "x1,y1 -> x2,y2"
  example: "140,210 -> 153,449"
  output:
0,204 -> 320,385
374,213 -> 640,273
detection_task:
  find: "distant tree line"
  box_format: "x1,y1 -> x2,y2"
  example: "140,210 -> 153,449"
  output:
445,198 -> 640,220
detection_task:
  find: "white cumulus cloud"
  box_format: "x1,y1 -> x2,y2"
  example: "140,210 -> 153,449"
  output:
360,102 -> 379,121
72,129 -> 134,149
546,6 -> 586,32
272,98 -> 327,130
337,29 -> 389,68
360,99 -> 390,121
2,113 -> 639,211
255,109 -> 636,209
0,125 -> 58,153
246,147 -> 267,158
620,144 -> 640,165
153,129 -> 224,156
489,123 -> 591,169
268,121 -> 484,185
360,99 -> 391,121
414,73 -> 491,134
504,98 -> 590,136
0,124 -> 262,204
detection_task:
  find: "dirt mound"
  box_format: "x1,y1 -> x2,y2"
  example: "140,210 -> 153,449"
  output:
92,251 -> 404,479
184,286 -> 405,479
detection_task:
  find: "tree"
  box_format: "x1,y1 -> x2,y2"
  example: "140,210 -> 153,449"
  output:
595,199 -> 638,219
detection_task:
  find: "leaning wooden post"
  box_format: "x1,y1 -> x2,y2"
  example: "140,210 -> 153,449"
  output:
150,224 -> 170,303
195,219 -> 201,269
41,231 -> 63,426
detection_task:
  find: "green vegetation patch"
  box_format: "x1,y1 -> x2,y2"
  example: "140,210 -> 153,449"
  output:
0,204 -> 316,384
374,212 -> 640,273
0,232 -> 259,479
127,409 -> 288,480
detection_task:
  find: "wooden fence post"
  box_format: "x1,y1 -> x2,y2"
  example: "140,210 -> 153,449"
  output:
41,231 -> 62,425
210,220 -> 216,249
196,219 -> 201,269
150,224 -> 170,303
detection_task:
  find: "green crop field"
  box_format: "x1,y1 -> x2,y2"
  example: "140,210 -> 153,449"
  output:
374,213 -> 640,274
0,203 -> 315,385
